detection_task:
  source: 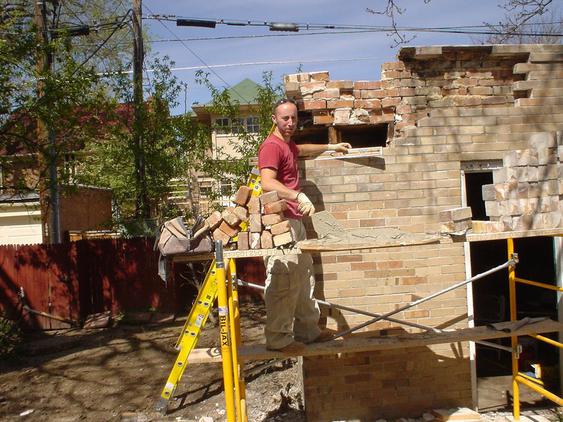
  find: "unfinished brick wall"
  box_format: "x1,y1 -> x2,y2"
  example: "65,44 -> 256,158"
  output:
285,44 -> 563,421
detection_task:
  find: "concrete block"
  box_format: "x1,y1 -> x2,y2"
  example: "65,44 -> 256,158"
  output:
439,207 -> 472,222
221,209 -> 241,227
205,211 -> 222,230
233,186 -> 252,206
218,221 -> 239,238
503,149 -> 539,167
248,214 -> 262,233
263,200 -> 288,215
260,230 -> 273,249
262,213 -> 284,226
212,228 -> 231,244
260,191 -> 279,206
237,231 -> 249,250
250,232 -> 261,249
233,206 -> 248,222
273,231 -> 294,247
271,220 -> 292,235
247,196 -> 260,214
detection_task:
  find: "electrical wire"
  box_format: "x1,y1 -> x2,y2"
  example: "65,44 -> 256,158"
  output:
141,3 -> 249,103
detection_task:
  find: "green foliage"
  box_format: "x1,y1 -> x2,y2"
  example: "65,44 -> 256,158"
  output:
0,314 -> 22,359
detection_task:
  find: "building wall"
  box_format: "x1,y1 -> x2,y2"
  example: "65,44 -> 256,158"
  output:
0,202 -> 42,245
284,44 -> 563,421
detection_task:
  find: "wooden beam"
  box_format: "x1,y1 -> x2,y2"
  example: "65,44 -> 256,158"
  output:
187,318 -> 562,364
466,228 -> 563,243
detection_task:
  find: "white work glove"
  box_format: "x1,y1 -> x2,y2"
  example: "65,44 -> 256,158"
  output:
296,192 -> 315,216
328,142 -> 352,154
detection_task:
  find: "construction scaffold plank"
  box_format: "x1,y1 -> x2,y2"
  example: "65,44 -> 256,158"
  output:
465,227 -> 563,242
187,318 -> 562,364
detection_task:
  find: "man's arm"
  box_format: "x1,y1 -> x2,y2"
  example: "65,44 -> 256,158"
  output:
260,168 -> 299,200
297,142 -> 351,157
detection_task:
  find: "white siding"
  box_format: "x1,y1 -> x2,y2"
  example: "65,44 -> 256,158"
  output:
0,204 -> 42,245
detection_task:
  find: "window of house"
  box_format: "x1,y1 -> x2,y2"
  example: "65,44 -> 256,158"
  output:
219,179 -> 233,197
231,118 -> 244,134
199,186 -> 212,197
337,124 -> 389,148
215,117 -> 230,134
246,116 -> 260,133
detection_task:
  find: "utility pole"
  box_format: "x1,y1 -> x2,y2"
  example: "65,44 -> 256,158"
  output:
132,0 -> 149,218
34,0 -> 61,243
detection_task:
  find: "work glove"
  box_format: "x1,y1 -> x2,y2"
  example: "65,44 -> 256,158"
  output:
296,192 -> 315,216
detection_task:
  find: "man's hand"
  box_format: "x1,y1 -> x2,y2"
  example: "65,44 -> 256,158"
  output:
328,142 -> 352,154
296,192 -> 315,216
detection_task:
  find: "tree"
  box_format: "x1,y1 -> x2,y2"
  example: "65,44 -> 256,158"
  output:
367,0 -> 561,46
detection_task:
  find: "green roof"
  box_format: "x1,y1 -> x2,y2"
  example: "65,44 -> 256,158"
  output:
208,78 -> 261,106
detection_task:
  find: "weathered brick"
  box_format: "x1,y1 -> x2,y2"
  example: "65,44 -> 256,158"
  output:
327,99 -> 354,109
212,227 -> 231,244
262,213 -> 284,226
260,191 -> 279,205
440,219 -> 472,233
250,232 -> 261,249
218,220 -> 239,237
237,231 -> 249,250
205,210 -> 222,230
271,220 -> 291,235
326,80 -> 354,89
264,200 -> 288,215
537,164 -> 558,180
260,230 -> 273,249
247,196 -> 260,214
313,88 -> 340,100
313,114 -> 334,125
504,148 -> 540,167
302,100 -> 327,110
221,209 -> 241,227
309,71 -> 330,81
273,230 -> 294,247
354,81 -> 381,89
233,185 -> 252,206
471,220 -> 506,233
248,214 -> 262,233
382,97 -> 401,108
439,207 -> 472,222
232,206 -> 248,222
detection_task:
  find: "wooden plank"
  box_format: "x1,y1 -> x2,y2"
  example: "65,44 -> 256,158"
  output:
187,318 -> 562,364
466,228 -> 563,243
297,235 -> 439,252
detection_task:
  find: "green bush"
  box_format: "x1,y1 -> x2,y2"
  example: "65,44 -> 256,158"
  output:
0,314 -> 22,358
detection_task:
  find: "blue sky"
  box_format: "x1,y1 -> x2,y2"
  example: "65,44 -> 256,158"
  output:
141,1 -> 508,114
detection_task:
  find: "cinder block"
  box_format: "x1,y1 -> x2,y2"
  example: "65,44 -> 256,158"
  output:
233,206 -> 248,222
271,220 -> 292,235
439,207 -> 472,222
248,214 -> 262,233
503,149 -> 539,167
221,209 -> 241,227
260,230 -> 273,249
247,196 -> 260,214
262,213 -> 284,226
219,221 -> 239,238
205,211 -> 222,230
263,200 -> 288,215
212,228 -> 231,244
250,232 -> 261,250
237,231 -> 249,250
260,191 -> 279,206
273,231 -> 294,247
233,186 -> 252,206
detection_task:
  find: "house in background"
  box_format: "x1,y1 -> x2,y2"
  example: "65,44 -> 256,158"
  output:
170,79 -> 263,215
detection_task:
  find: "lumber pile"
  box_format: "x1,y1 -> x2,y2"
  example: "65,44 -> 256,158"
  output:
206,187 -> 294,249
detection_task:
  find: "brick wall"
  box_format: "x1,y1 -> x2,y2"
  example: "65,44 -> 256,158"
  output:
286,44 -> 563,421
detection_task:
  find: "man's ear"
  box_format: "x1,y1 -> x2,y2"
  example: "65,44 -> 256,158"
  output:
271,114 -> 276,124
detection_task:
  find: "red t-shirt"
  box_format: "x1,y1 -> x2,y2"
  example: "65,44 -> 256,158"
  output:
258,134 -> 301,219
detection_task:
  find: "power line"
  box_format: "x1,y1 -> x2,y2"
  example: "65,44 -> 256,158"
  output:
141,3 -> 248,103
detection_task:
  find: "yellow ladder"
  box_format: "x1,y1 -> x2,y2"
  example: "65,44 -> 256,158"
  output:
156,167 -> 262,421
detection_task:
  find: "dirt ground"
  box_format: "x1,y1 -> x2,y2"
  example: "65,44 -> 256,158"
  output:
1,301 -> 560,422
0,302 -> 305,422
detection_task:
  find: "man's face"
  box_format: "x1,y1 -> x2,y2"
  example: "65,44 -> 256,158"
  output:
272,102 -> 298,139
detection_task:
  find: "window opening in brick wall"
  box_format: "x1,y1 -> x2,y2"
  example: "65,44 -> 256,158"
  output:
464,169 -> 558,390
293,126 -> 328,145
337,124 -> 388,148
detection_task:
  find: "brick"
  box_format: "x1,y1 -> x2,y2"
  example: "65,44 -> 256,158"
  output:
503,149 -> 539,167
313,114 -> 334,125
440,219 -> 472,233
439,207 -> 472,222
354,99 -> 381,109
302,100 -> 326,110
260,230 -> 273,249
260,191 -> 279,206
313,88 -> 340,100
529,132 -> 557,150
537,164 -> 558,180
205,211 -> 222,230
263,200 -> 288,215
327,100 -> 354,108
540,180 -> 559,195
250,232 -> 261,249
333,108 -> 351,124
532,211 -> 561,229
233,206 -> 248,222
382,97 -> 401,108
273,231 -> 294,247
299,81 -> 326,96
515,166 -> 538,182
262,213 -> 284,226
212,227 -> 231,244
326,80 -> 354,89
233,186 -> 252,206
221,209 -> 241,227
248,214 -> 262,233
271,220 -> 291,235
247,196 -> 260,214
353,81 -> 381,89
482,183 -> 515,201
471,220 -> 506,233
218,220 -> 239,237
485,201 -> 500,217
237,231 -> 249,250
309,71 -> 329,81
493,168 -> 517,184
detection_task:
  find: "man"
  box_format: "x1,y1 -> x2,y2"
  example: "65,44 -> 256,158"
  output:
258,98 -> 351,352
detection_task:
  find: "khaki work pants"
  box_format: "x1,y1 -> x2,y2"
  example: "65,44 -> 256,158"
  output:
264,218 -> 321,350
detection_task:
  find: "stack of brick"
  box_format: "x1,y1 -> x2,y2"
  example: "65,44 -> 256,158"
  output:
477,132 -> 562,232
208,186 -> 294,249
439,207 -> 472,233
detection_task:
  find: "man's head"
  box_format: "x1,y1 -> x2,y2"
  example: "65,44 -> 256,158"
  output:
272,98 -> 298,141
